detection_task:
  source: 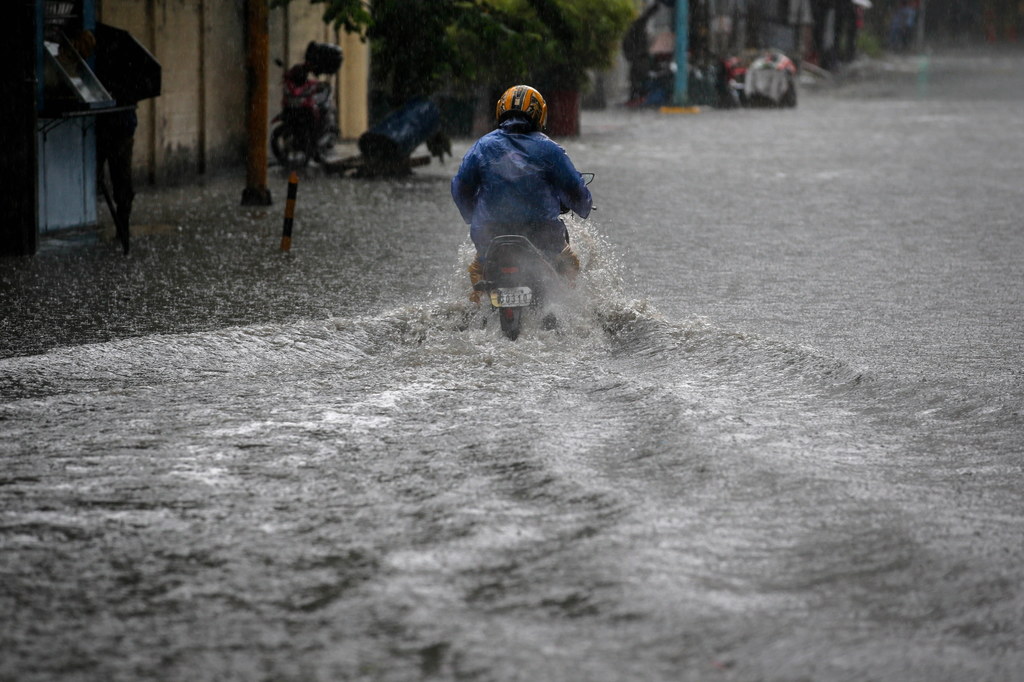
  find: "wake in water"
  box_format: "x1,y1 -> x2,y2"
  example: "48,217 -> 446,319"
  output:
4,207 -> 1021,682
4,208 -> 997,442
352,214 -> 872,399
377,214 -> 656,344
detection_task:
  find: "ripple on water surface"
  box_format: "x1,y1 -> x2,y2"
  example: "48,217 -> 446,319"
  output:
2,216 -> 1021,681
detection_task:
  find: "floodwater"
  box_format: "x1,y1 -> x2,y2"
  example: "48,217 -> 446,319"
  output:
2,48 -> 1022,681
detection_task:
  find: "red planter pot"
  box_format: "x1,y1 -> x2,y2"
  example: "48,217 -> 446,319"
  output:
545,90 -> 580,137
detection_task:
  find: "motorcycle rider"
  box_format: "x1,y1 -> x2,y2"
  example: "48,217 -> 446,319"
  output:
451,85 -> 592,302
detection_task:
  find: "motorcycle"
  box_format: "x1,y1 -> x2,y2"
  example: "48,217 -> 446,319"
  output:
475,235 -> 566,341
474,173 -> 594,341
717,50 -> 798,109
270,42 -> 342,168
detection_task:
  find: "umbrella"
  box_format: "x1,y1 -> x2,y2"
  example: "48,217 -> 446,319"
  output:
94,23 -> 161,103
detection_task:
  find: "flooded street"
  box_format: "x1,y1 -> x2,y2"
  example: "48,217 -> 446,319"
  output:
2,48 -> 1023,681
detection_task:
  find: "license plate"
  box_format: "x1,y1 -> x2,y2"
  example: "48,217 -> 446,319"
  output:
490,287 -> 532,307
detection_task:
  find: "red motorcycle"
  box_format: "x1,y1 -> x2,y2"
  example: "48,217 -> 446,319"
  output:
271,42 -> 342,168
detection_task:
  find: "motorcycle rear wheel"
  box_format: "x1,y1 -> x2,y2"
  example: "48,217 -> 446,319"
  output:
499,307 -> 521,341
312,127 -> 340,164
270,125 -> 311,168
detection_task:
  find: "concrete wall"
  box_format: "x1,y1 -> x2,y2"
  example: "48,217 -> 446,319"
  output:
97,0 -> 368,185
203,0 -> 248,172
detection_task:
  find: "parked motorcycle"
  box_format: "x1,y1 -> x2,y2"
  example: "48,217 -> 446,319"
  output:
270,42 -> 342,168
717,50 -> 798,109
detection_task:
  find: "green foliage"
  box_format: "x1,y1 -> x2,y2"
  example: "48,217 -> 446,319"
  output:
268,0 -> 371,34
453,0 -> 635,91
446,0 -> 545,93
271,0 -> 635,100
368,1 -> 542,104
323,0 -> 372,34
366,1 -> 461,104
534,0 -> 634,90
856,30 -> 884,59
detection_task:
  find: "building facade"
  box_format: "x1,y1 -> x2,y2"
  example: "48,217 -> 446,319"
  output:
4,0 -> 369,255
97,0 -> 369,186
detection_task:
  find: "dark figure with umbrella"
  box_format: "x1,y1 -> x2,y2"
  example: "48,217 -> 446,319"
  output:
73,24 -> 160,254
96,103 -> 138,254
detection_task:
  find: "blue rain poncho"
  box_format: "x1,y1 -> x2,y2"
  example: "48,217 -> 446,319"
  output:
451,117 -> 592,257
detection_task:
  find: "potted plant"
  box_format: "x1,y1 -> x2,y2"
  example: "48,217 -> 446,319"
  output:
526,0 -> 634,136
447,0 -> 632,136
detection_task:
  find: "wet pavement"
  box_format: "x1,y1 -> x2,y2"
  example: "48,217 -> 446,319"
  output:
2,46 -> 1023,681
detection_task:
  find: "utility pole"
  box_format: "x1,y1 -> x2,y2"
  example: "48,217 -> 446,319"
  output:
241,0 -> 272,206
1,0 -> 39,256
673,0 -> 690,106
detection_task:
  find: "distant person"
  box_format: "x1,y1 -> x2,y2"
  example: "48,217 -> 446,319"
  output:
789,0 -> 815,64
810,0 -> 833,67
889,0 -> 917,52
95,96 -> 138,249
949,1 -> 979,44
834,0 -> 859,63
710,0 -> 750,55
451,85 -> 592,302
622,2 -> 661,105
70,29 -> 136,252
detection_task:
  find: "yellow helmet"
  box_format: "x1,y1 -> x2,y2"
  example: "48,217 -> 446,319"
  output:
495,85 -> 547,130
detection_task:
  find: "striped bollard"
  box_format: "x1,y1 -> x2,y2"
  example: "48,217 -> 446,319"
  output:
280,171 -> 299,251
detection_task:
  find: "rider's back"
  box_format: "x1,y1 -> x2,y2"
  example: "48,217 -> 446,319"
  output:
452,118 -> 590,235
